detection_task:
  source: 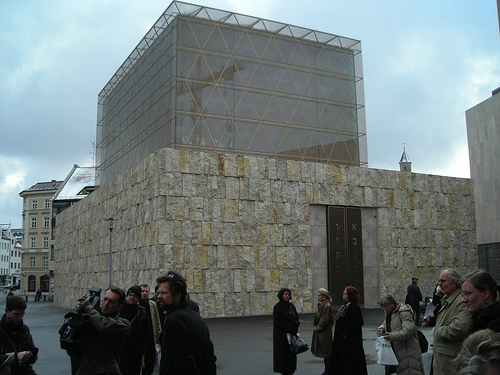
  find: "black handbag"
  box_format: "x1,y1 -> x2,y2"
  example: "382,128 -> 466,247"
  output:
287,333 -> 309,354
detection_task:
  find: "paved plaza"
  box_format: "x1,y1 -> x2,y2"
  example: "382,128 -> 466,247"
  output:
6,295 -> 433,375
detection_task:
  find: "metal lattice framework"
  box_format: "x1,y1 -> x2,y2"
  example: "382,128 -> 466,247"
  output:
96,1 -> 367,185
99,1 -> 362,102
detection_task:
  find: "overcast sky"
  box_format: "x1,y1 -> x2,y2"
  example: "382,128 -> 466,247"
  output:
1,0 -> 499,228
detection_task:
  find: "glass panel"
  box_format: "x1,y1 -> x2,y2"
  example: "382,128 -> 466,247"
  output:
248,125 -> 274,153
275,37 -> 296,64
177,18 -> 199,48
234,121 -> 259,149
289,69 -> 310,96
247,32 -> 271,59
262,96 -> 286,123
262,124 -> 287,152
288,43 -> 310,68
276,69 -> 299,95
233,31 -> 257,59
262,37 -> 284,64
248,64 -> 273,91
204,25 -> 229,54
261,64 -> 284,90
177,50 -> 198,78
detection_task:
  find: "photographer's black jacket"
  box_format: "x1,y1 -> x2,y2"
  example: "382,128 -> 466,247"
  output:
0,314 -> 38,375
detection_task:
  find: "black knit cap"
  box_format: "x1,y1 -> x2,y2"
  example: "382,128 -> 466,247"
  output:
127,285 -> 142,300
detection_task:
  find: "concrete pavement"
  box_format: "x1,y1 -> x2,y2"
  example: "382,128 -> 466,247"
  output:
6,296 -> 434,375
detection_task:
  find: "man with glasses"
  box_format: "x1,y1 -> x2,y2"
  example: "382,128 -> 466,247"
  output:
156,271 -> 216,375
432,269 -> 471,375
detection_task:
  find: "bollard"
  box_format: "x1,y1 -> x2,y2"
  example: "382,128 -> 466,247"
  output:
43,295 -> 46,302
25,295 -> 28,302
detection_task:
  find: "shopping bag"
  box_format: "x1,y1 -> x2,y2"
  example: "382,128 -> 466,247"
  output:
375,336 -> 399,366
286,333 -> 309,354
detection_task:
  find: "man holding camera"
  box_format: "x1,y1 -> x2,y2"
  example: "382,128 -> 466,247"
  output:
0,296 -> 39,375
76,286 -> 131,375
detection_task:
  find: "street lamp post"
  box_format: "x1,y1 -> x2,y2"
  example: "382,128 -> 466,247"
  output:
106,218 -> 115,287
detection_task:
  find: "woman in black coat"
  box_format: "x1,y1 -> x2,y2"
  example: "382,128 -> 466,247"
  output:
329,286 -> 368,375
273,288 -> 300,375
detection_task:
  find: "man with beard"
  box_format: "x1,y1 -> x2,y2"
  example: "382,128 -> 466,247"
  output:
0,296 -> 39,374
156,271 -> 216,375
119,285 -> 152,375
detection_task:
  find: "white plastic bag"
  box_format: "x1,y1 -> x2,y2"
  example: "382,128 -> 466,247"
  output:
375,336 -> 399,366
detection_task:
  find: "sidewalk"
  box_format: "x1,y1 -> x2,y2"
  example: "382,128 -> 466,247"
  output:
11,298 -> 433,375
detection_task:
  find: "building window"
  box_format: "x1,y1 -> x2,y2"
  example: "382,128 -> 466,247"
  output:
42,256 -> 48,267
43,236 -> 49,248
30,257 -> 35,267
51,245 -> 55,261
32,200 -> 38,209
40,275 -> 49,292
44,216 -> 50,228
45,199 -> 51,208
28,275 -> 36,292
30,237 -> 36,248
31,217 -> 37,228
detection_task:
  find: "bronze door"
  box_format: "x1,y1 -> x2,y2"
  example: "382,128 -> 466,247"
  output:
328,206 -> 364,307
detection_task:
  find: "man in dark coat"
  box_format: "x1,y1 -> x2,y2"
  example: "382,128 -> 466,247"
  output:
0,296 -> 39,375
406,277 -> 423,325
157,271 -> 216,375
119,285 -> 152,375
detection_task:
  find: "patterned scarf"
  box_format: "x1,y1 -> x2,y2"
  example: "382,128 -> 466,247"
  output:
335,301 -> 351,319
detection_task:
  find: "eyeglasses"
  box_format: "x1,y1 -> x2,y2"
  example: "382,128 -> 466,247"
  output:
462,290 -> 476,299
438,279 -> 449,283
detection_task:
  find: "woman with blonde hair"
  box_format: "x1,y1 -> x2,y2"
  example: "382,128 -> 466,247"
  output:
311,288 -> 333,375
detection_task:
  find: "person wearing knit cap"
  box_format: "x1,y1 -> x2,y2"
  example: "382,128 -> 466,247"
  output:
119,285 -> 152,375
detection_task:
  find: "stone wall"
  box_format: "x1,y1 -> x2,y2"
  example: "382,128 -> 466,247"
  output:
54,148 -> 477,317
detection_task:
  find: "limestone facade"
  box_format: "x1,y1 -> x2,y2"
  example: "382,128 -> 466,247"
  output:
54,148 -> 477,317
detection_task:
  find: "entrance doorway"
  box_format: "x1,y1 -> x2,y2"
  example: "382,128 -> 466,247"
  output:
327,206 -> 364,306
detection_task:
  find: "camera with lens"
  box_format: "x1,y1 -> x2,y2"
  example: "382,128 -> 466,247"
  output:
59,287 -> 102,356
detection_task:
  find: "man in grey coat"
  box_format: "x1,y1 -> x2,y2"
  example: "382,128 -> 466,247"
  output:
432,269 -> 471,375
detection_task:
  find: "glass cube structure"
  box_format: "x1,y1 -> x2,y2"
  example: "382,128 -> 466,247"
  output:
96,1 -> 367,185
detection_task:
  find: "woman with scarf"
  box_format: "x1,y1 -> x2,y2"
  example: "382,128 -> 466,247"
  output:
273,288 -> 300,375
311,288 -> 333,375
329,286 -> 368,375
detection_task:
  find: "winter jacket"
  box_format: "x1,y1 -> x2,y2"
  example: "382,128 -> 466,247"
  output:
469,302 -> 500,334
311,299 -> 333,358
379,303 -> 424,375
76,306 -> 131,375
0,315 -> 38,375
433,288 -> 471,375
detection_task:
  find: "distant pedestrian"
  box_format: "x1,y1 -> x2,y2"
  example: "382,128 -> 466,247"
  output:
329,286 -> 367,375
273,288 -> 300,375
311,288 -> 333,375
35,289 -> 42,302
405,278 -> 423,325
378,294 -> 424,375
